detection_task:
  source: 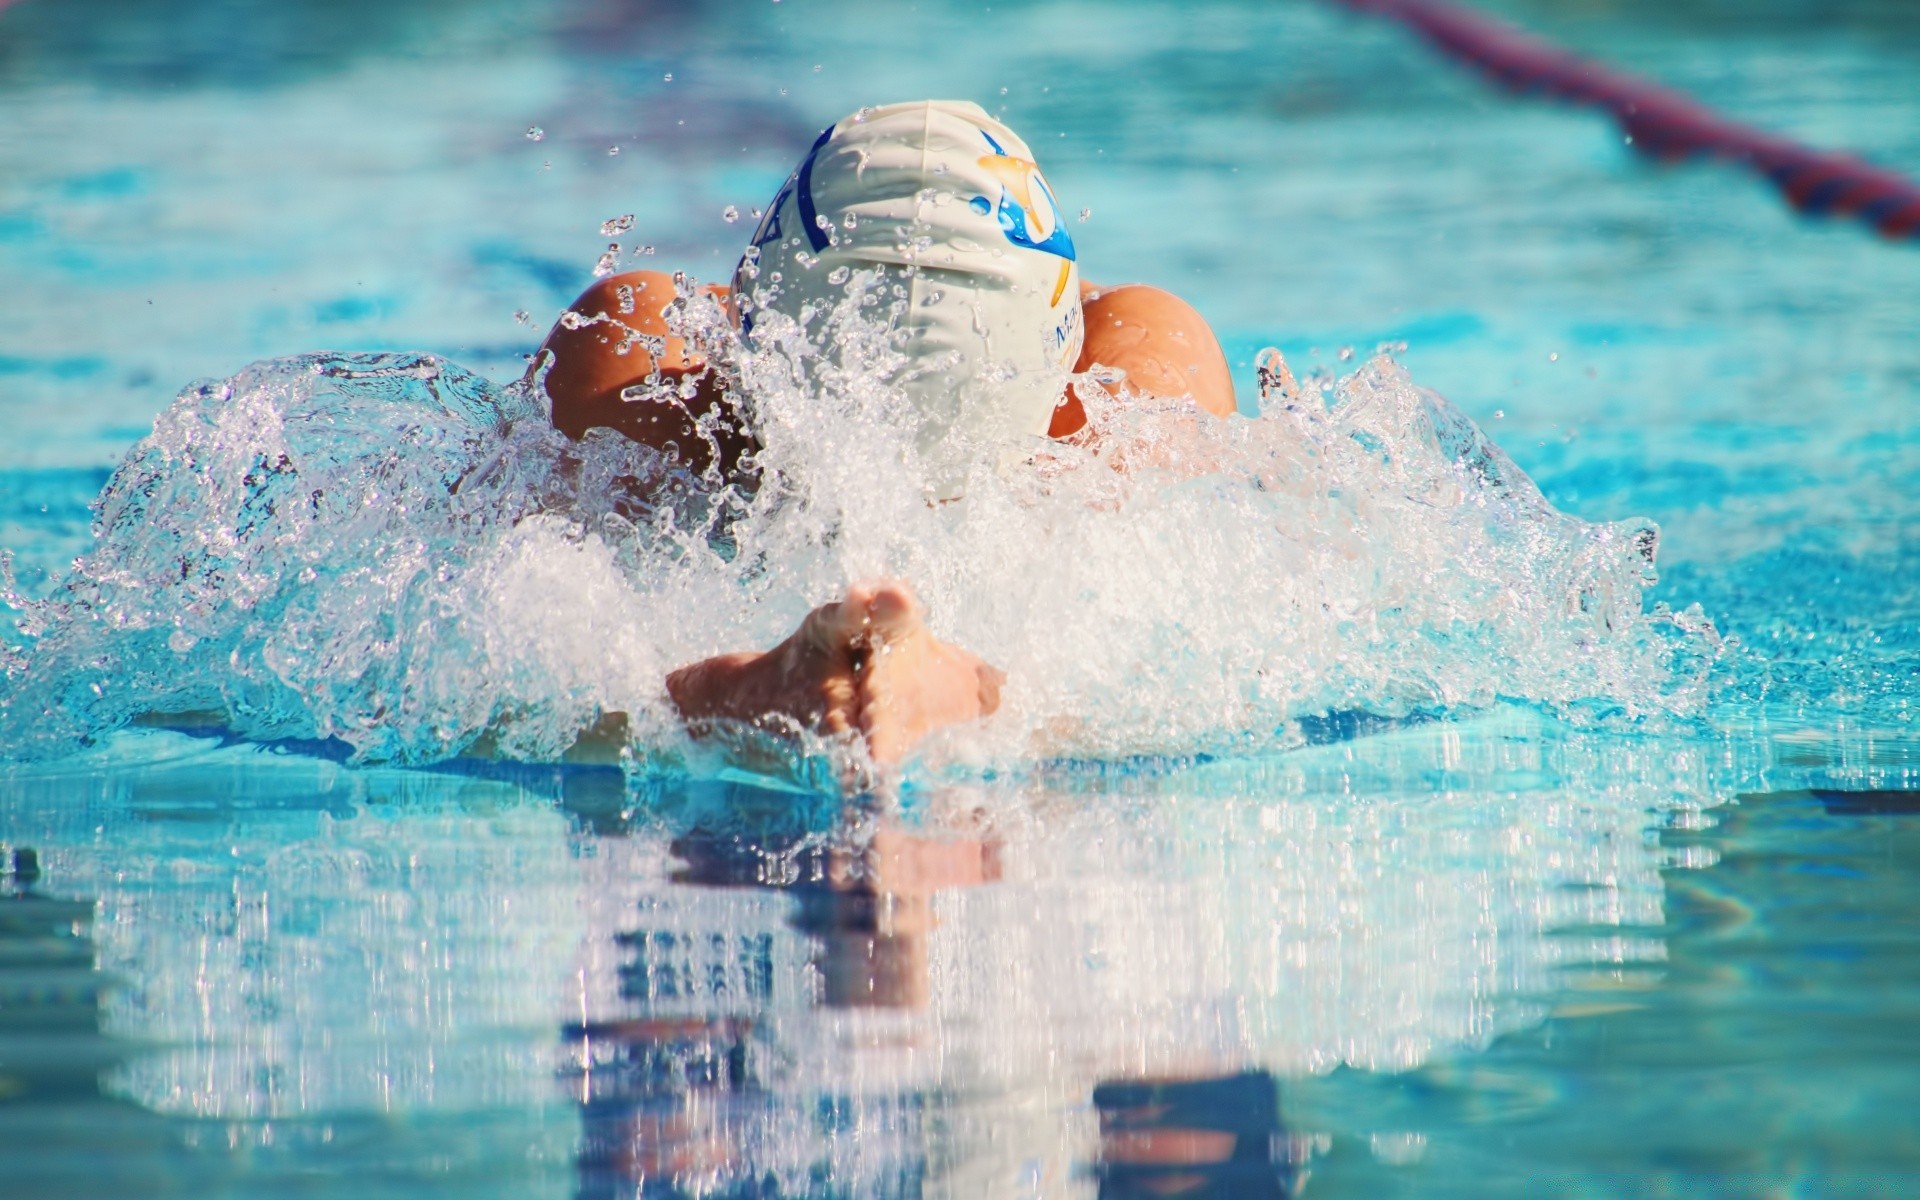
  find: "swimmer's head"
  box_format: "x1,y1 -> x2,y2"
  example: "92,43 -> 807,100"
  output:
732,101 -> 1083,491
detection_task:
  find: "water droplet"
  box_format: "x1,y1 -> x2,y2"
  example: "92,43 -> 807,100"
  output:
778,87 -> 788,96
999,86 -> 1009,95
513,309 -> 531,325
722,205 -> 740,223
827,265 -> 850,285
922,289 -> 944,306
541,160 -> 552,171
663,72 -> 674,82
812,64 -> 822,72
1548,351 -> 1560,362
607,145 -> 620,156
1078,206 -> 1090,222
969,195 -> 991,215
842,212 -> 858,229
1338,346 -> 1354,362
1493,409 -> 1506,419
600,213 -> 634,236
593,244 -> 621,277
814,214 -> 832,232
638,244 -> 656,256
525,125 -> 544,141
751,207 -> 763,219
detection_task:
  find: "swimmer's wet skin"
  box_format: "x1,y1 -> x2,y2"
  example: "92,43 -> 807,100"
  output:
534,100 -> 1234,766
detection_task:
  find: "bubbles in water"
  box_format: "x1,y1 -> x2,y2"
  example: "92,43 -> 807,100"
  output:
999,87 -> 1009,95
525,125 -> 544,141
593,244 -> 621,277
663,72 -> 674,82
722,205 -> 741,223
513,310 -> 531,326
1078,207 -> 1090,222
607,145 -> 620,156
638,245 -> 656,256
600,213 -> 635,236
826,265 -> 850,285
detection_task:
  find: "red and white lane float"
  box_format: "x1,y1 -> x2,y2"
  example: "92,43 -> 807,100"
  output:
1326,0 -> 1920,241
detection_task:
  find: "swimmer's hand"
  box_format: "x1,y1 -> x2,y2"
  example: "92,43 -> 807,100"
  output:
665,580 -> 1003,767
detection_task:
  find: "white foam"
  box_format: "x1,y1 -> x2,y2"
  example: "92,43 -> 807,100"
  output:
0,291 -> 1719,766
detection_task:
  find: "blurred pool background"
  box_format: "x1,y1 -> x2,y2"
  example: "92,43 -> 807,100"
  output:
3,0 -> 1918,1196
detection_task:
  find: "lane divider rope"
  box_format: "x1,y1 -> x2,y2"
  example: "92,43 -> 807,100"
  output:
1325,0 -> 1920,240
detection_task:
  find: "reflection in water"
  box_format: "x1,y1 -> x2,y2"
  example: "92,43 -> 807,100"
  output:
557,713 -> 1684,1195
563,812 -> 1000,1196
0,847 -> 118,1106
0,711 -> 1713,1195
559,801 -> 1327,1196
2,744 -> 591,1127
1094,1074 -> 1302,1199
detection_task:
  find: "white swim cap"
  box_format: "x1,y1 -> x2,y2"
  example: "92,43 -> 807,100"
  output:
733,100 -> 1084,486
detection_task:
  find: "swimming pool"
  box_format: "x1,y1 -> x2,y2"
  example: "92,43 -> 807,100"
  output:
2,0 -> 1917,1196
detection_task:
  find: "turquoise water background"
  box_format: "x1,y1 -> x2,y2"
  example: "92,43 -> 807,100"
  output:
3,0 -> 1918,1196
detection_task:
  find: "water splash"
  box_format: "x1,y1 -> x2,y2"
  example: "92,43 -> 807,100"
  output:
0,286 -> 1716,766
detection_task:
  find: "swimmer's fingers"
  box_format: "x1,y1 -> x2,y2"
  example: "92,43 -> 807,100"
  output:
797,595 -> 869,661
976,662 -> 1005,718
816,672 -> 858,738
857,580 -> 923,648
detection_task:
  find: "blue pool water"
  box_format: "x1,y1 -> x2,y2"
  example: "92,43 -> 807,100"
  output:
3,0 -> 1919,1196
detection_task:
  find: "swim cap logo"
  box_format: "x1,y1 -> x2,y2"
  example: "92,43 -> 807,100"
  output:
969,131 -> 1076,263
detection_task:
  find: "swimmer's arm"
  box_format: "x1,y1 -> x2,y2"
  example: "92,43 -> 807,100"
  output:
532,271 -> 752,475
1052,282 -> 1235,438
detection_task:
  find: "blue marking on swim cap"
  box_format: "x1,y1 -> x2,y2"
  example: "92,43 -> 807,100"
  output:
969,195 -> 991,215
993,184 -> 1076,262
747,177 -> 790,251
793,125 -> 835,253
975,128 -> 1076,262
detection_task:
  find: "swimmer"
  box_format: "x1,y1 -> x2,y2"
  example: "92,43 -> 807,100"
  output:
532,100 -> 1236,765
